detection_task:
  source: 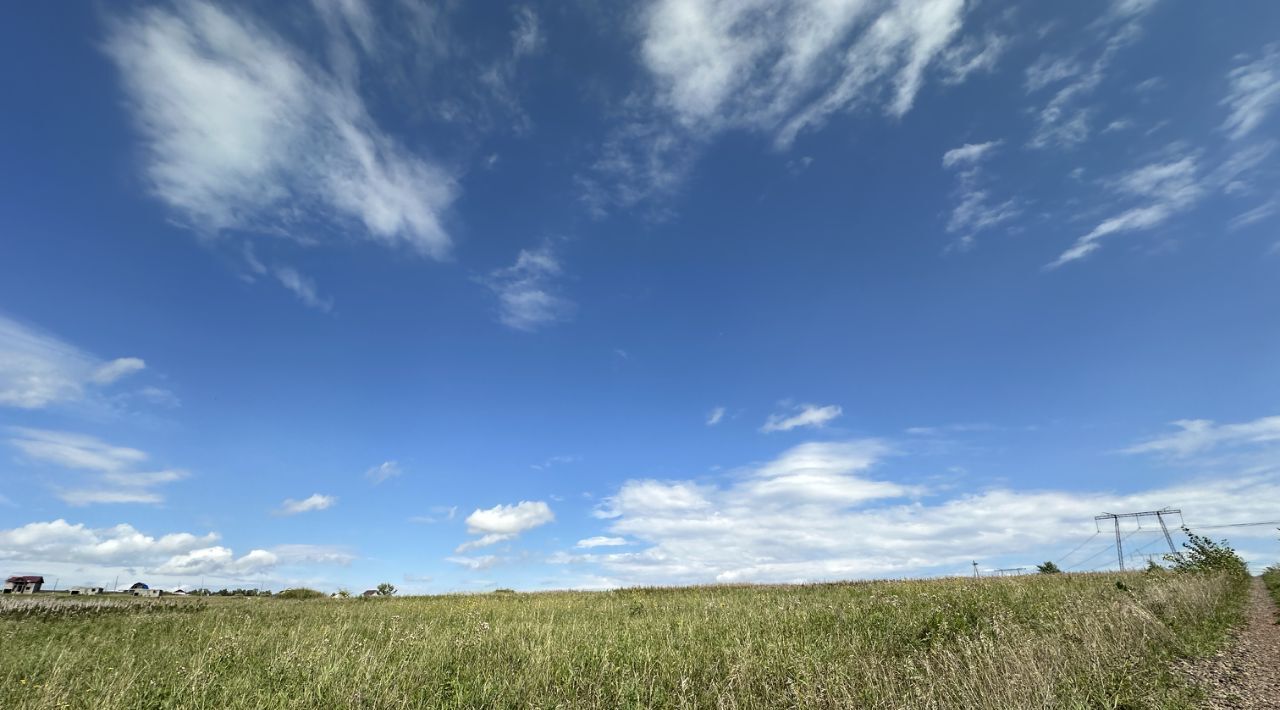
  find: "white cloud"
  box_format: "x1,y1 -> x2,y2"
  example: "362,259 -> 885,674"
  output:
761,403 -> 843,433
364,460 -> 402,484
457,500 -> 554,551
941,140 -> 1017,249
273,266 -> 333,312
10,428 -> 148,472
576,536 -> 628,549
586,0 -> 986,214
705,406 -> 726,426
941,140 -> 1000,168
1024,55 -> 1082,92
565,436 -> 1280,585
0,519 -> 218,566
277,493 -> 337,515
1122,415 -> 1280,458
1027,3 -> 1158,149
0,315 -> 146,409
483,244 -> 574,331
90,357 -> 147,385
445,554 -> 498,571
152,546 -> 278,576
105,1 -> 456,257
410,505 -> 457,524
1229,198 -> 1279,230
1048,156 -> 1203,267
1222,44 -> 1280,140
8,428 -> 187,507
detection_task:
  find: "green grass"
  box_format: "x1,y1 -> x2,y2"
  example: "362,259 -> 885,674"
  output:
0,571 -> 1248,709
1264,565 -> 1280,610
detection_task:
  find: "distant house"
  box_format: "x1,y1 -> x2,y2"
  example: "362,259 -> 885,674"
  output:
70,586 -> 104,595
133,588 -> 163,598
4,576 -> 44,594
128,582 -> 149,591
361,589 -> 379,597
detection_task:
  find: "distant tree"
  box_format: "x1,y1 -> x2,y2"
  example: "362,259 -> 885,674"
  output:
1165,528 -> 1248,576
335,589 -> 351,598
1145,559 -> 1165,573
276,588 -> 326,600
1036,561 -> 1061,574
376,582 -> 397,596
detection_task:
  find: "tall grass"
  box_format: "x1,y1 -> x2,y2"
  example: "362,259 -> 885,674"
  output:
0,571 -> 1246,709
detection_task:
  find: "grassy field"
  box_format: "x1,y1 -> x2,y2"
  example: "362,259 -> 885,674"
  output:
0,571 -> 1248,709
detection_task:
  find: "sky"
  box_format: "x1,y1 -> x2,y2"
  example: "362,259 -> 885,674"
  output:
1,0 -> 1278,594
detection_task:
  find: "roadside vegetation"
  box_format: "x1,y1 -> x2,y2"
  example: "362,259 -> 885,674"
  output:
0,567 -> 1249,709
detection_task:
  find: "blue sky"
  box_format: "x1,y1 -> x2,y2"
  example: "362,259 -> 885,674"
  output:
1,0 -> 1279,593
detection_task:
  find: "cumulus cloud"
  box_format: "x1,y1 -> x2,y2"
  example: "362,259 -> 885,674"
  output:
457,500 -> 554,552
483,245 -> 574,331
364,460 -> 402,484
8,428 -> 186,506
1222,44 -> 1280,140
760,403 -> 843,433
0,519 -> 351,586
0,315 -> 146,409
105,0 -> 457,257
584,0 -> 990,213
277,493 -> 337,515
562,436 -> 1280,585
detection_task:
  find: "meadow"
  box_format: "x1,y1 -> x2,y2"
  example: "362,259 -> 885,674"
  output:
0,571 -> 1248,709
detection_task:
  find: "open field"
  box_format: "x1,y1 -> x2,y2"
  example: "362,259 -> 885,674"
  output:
0,572 -> 1248,709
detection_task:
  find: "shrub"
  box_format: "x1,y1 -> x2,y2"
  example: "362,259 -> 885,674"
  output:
1036,561 -> 1061,574
376,583 -> 397,596
276,588 -> 326,600
1165,528 -> 1248,576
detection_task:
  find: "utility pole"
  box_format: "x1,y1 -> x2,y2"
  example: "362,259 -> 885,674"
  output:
1095,508 -> 1183,572
972,561 -> 980,579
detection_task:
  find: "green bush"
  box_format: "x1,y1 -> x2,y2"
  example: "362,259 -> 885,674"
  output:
1036,561 -> 1061,574
275,588 -> 326,600
1165,528 -> 1249,576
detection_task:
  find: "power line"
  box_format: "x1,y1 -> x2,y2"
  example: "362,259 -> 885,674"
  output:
1065,544 -> 1115,571
1184,520 -> 1280,530
1055,531 -> 1102,565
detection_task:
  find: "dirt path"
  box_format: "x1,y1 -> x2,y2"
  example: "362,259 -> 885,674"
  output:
1188,577 -> 1280,709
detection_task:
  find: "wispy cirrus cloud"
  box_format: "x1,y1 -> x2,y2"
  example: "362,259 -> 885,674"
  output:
1026,0 -> 1161,149
105,0 -> 457,257
1122,415 -> 1280,458
583,0 -> 999,214
706,406 -> 726,426
1221,44 -> 1280,141
0,315 -> 147,410
1048,155 -> 1204,268
364,460 -> 402,484
8,428 -> 187,506
941,140 -> 1019,251
761,403 -> 843,433
483,244 -> 574,331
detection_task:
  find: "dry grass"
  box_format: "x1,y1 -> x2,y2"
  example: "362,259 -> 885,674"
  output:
0,571 -> 1247,709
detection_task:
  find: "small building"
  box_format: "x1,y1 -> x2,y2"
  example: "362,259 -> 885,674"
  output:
128,582 -> 149,591
70,586 -> 104,595
132,588 -> 163,598
361,589 -> 379,597
4,576 -> 44,594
